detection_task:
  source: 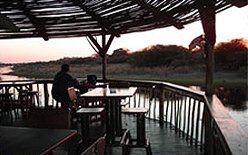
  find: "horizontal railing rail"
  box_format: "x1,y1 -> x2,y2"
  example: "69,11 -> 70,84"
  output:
0,79 -> 246,155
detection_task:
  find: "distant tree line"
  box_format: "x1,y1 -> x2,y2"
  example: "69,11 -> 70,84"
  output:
34,38 -> 246,69
1,38 -> 247,79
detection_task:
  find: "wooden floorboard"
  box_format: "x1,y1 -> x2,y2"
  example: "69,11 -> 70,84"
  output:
0,112 -> 202,155
120,115 -> 202,155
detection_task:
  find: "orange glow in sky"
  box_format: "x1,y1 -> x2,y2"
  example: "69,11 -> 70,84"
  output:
0,6 -> 247,63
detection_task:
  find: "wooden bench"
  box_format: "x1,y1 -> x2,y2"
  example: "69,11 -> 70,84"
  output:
121,107 -> 152,155
76,107 -> 105,146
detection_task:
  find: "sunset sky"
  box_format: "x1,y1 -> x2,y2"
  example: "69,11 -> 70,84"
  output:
0,5 -> 247,63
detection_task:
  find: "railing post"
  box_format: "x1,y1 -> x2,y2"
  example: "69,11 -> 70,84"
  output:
43,83 -> 49,107
204,106 -> 214,155
159,86 -> 165,126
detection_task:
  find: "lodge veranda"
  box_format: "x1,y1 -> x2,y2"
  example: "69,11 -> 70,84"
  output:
0,0 -> 247,154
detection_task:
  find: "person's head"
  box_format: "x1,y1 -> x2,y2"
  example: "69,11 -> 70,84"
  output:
61,64 -> 69,72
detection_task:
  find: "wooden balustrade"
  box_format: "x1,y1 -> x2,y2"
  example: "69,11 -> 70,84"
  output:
0,79 -> 246,155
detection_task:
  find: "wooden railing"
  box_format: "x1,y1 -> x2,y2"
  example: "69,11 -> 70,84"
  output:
107,79 -> 247,155
1,79 -> 247,155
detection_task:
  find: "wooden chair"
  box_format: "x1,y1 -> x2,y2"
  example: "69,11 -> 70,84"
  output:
67,87 -> 80,111
81,136 -> 106,155
0,92 -> 20,117
120,129 -> 132,155
68,87 -> 105,145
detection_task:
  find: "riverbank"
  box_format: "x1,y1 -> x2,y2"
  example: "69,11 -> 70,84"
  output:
5,66 -> 246,88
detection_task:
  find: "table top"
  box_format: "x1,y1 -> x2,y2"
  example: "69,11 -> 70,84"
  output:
80,87 -> 137,99
0,126 -> 77,155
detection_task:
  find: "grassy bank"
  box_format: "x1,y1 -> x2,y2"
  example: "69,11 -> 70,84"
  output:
5,63 -> 246,88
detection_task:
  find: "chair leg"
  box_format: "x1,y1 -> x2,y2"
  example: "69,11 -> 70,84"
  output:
146,139 -> 152,155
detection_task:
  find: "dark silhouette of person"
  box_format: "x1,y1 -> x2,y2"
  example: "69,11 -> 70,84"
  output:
52,64 -> 80,107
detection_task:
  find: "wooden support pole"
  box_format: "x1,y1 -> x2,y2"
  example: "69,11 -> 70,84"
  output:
198,0 -> 216,96
205,43 -> 215,96
159,87 -> 165,126
204,105 -> 214,155
86,33 -> 115,81
102,33 -> 106,82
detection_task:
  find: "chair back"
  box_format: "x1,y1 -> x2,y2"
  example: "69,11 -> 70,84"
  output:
27,107 -> 71,129
67,87 -> 78,110
87,75 -> 97,85
109,81 -> 130,88
81,136 -> 106,155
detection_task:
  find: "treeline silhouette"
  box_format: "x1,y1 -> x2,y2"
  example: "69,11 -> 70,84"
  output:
48,38 -> 247,70
1,38 -> 247,79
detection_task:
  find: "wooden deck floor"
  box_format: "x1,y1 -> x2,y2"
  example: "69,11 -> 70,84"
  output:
0,112 -> 202,155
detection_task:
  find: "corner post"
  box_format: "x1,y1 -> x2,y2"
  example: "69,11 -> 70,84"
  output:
198,0 -> 216,96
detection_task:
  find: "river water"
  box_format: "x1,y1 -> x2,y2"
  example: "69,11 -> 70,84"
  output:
1,66 -> 247,133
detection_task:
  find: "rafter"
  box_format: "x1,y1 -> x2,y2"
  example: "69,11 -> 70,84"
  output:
17,0 -> 49,41
131,0 -> 184,29
224,0 -> 248,7
73,0 -> 120,37
198,0 -> 216,45
0,14 -> 19,31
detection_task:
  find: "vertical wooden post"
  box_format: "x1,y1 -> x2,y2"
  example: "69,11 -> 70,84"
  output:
190,99 -> 196,144
165,91 -> 170,126
204,105 -> 214,155
174,93 -> 178,132
102,33 -> 106,82
186,97 -> 192,141
183,96 -> 187,137
159,87 -> 165,126
43,83 -> 49,107
195,100 -> 201,147
199,0 -> 216,96
86,33 -> 115,82
102,52 -> 107,82
205,43 -> 215,95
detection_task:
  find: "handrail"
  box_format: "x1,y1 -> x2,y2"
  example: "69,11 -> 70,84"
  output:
107,79 -> 247,155
0,79 -> 246,155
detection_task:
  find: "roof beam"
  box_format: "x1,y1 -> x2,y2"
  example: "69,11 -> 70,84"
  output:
224,0 -> 248,8
131,0 -> 184,29
198,0 -> 216,45
73,0 -> 120,37
0,14 -> 19,31
17,0 -> 49,41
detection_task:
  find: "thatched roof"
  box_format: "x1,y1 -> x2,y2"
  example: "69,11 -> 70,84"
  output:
0,0 -> 247,41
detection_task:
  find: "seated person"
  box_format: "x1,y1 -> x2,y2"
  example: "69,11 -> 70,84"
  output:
52,64 -> 81,108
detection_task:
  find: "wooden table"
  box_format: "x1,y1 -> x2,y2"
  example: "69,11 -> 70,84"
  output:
0,81 -> 36,113
0,126 -> 77,155
80,87 -> 137,144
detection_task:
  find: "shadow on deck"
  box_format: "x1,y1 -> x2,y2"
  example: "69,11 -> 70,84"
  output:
0,112 -> 202,155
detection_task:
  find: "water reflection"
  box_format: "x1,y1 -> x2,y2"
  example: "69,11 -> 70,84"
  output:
0,66 -> 28,81
189,86 -> 247,111
215,87 -> 247,111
